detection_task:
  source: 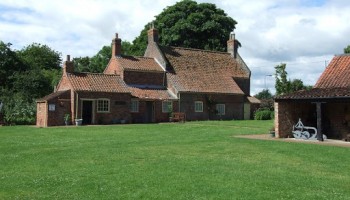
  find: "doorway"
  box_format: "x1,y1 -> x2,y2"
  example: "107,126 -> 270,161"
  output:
82,100 -> 93,125
145,101 -> 155,123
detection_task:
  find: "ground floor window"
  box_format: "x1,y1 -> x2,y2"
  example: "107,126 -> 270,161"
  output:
130,99 -> 139,112
162,101 -> 172,113
216,104 -> 225,115
97,99 -> 110,113
195,101 -> 203,112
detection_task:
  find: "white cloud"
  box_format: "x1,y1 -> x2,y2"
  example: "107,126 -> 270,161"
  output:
1,0 -> 350,95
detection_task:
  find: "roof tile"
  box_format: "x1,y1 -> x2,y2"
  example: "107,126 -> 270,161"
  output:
67,73 -> 129,93
161,46 -> 247,94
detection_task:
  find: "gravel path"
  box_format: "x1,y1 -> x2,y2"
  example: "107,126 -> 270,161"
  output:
235,134 -> 350,148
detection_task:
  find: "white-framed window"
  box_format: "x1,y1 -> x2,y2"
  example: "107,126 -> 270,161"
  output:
194,101 -> 203,112
216,104 -> 225,115
97,99 -> 110,113
48,104 -> 55,111
162,101 -> 172,113
130,99 -> 139,112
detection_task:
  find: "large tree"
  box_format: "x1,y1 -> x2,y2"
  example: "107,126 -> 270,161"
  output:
0,42 -> 25,88
0,42 -> 62,124
130,0 -> 237,56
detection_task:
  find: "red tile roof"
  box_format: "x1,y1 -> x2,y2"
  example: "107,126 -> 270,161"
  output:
129,87 -> 177,100
36,90 -> 70,102
161,46 -> 247,94
276,54 -> 350,101
315,54 -> 350,88
275,88 -> 350,100
247,96 -> 261,104
67,72 -> 129,93
118,56 -> 164,72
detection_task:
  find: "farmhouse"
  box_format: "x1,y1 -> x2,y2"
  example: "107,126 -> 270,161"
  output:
275,54 -> 350,140
36,28 -> 258,126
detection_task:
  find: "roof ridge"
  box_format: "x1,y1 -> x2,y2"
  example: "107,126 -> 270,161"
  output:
167,46 -> 230,55
68,72 -> 121,76
119,55 -> 154,60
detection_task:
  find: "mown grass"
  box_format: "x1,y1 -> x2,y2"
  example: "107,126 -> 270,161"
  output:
1,120 -> 350,199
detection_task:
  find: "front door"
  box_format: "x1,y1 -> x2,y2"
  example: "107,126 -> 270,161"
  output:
145,101 -> 154,123
82,100 -> 93,125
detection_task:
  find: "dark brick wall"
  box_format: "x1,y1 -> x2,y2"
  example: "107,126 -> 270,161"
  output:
275,101 -> 350,139
131,100 -> 179,123
74,92 -> 131,124
179,93 -> 244,121
37,91 -> 71,127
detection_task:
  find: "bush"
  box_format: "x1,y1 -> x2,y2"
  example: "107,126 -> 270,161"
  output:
2,95 -> 36,125
254,109 -> 274,120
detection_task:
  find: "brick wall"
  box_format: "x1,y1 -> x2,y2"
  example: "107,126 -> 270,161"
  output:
179,93 -> 244,121
123,71 -> 165,86
131,100 -> 179,123
275,101 -> 350,139
75,92 -> 131,124
36,91 -> 71,127
36,102 -> 47,127
324,102 -> 350,139
275,102 -> 315,138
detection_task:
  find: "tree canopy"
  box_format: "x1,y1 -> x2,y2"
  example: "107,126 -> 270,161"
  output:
274,63 -> 311,96
0,41 -> 62,124
129,0 -> 237,56
344,45 -> 350,54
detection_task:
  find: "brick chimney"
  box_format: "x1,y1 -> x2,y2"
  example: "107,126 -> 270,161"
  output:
112,33 -> 122,57
63,55 -> 74,74
147,24 -> 159,43
227,31 -> 238,59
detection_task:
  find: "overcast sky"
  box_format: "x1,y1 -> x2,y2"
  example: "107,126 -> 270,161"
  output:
1,0 -> 349,95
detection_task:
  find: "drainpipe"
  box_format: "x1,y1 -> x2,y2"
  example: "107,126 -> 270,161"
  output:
178,92 -> 181,112
163,72 -> 166,87
75,92 -> 79,120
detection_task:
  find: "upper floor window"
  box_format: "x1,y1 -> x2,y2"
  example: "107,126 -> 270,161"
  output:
194,101 -> 203,112
97,99 -> 110,113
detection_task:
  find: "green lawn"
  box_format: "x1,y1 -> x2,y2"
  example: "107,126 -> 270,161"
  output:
1,120 -> 350,199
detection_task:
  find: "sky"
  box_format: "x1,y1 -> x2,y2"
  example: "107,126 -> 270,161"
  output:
1,0 -> 349,95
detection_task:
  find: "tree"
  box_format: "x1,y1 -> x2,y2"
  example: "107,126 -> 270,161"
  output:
17,43 -> 62,70
275,63 -> 312,96
0,42 -> 62,125
275,63 -> 290,96
0,41 -> 25,88
254,89 -> 273,100
129,0 -> 237,56
344,45 -> 350,54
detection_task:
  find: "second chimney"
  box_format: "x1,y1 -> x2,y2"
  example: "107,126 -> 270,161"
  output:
112,33 -> 122,57
63,55 -> 74,74
147,26 -> 159,44
227,32 -> 237,59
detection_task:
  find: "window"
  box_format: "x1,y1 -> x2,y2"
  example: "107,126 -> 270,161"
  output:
194,101 -> 203,112
49,104 -> 55,111
216,104 -> 225,115
97,99 -> 110,112
130,100 -> 139,112
162,101 -> 172,113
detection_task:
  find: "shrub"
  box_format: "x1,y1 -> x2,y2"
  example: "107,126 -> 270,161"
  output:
254,109 -> 274,120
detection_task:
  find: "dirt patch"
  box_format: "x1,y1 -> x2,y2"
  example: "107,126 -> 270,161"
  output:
235,134 -> 350,148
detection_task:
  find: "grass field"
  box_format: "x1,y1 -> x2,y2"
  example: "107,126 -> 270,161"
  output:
1,120 -> 350,199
